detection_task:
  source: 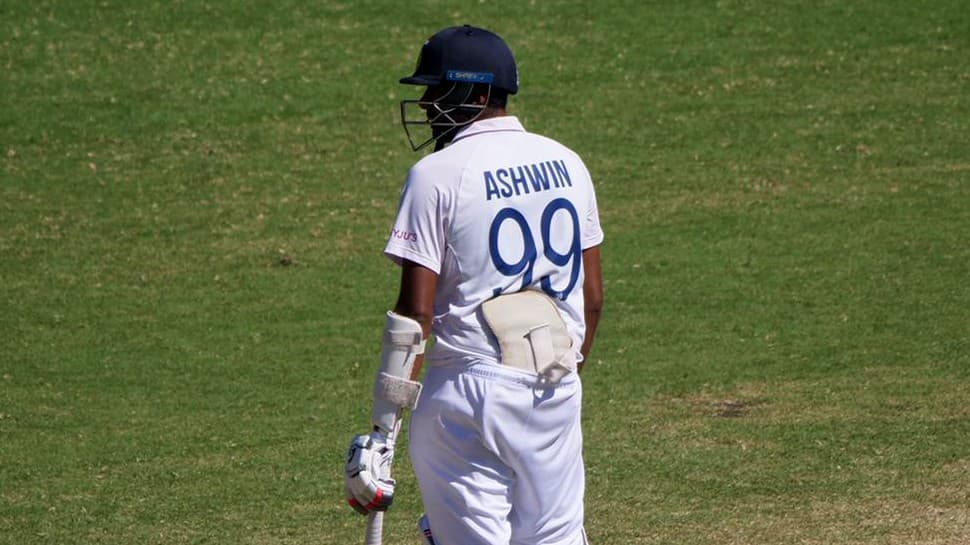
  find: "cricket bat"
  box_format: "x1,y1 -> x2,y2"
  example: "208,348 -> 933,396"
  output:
363,417 -> 401,545
365,511 -> 383,545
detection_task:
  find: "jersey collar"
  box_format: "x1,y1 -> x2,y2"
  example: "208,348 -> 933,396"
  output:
450,115 -> 525,144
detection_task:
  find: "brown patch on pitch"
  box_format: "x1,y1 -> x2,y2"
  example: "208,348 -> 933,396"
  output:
712,399 -> 755,418
673,393 -> 766,419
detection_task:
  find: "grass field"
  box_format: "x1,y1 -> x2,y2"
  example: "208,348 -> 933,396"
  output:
2,1 -> 968,544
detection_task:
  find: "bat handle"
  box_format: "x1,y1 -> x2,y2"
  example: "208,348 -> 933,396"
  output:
364,419 -> 398,544
364,511 -> 384,545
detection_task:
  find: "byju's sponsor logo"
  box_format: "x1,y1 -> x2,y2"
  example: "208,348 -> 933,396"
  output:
391,228 -> 418,242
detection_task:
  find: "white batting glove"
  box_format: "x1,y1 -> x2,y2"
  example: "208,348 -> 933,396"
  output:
344,431 -> 396,515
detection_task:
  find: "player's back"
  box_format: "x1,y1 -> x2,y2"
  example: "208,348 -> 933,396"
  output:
410,116 -> 602,365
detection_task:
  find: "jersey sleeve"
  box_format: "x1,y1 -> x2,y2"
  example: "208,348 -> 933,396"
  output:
581,166 -> 604,250
383,166 -> 446,274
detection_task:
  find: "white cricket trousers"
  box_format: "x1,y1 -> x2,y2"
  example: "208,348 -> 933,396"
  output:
409,361 -> 587,545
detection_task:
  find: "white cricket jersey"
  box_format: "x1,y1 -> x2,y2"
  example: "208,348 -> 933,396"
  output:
384,116 -> 604,365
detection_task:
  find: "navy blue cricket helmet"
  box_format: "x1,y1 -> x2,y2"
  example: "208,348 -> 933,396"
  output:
398,25 -> 519,151
400,25 -> 519,95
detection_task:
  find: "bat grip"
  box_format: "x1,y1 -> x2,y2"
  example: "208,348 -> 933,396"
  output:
364,511 -> 384,545
363,415 -> 399,544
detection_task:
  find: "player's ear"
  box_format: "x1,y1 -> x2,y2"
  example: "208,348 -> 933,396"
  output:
473,83 -> 489,105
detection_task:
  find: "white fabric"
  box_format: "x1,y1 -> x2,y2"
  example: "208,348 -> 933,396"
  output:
384,116 -> 604,368
374,371 -> 421,410
409,362 -> 587,545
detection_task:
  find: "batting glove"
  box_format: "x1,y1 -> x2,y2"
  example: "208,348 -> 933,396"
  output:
344,431 -> 396,515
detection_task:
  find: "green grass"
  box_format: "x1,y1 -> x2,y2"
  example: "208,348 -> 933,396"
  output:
2,1 -> 968,544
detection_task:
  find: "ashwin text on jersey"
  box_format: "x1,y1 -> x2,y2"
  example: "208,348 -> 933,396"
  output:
483,159 -> 572,201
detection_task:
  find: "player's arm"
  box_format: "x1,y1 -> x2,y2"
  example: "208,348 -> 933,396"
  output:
344,259 -> 436,516
579,245 -> 603,371
392,259 -> 438,380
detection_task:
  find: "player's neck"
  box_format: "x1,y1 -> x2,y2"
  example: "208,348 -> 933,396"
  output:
477,106 -> 507,121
